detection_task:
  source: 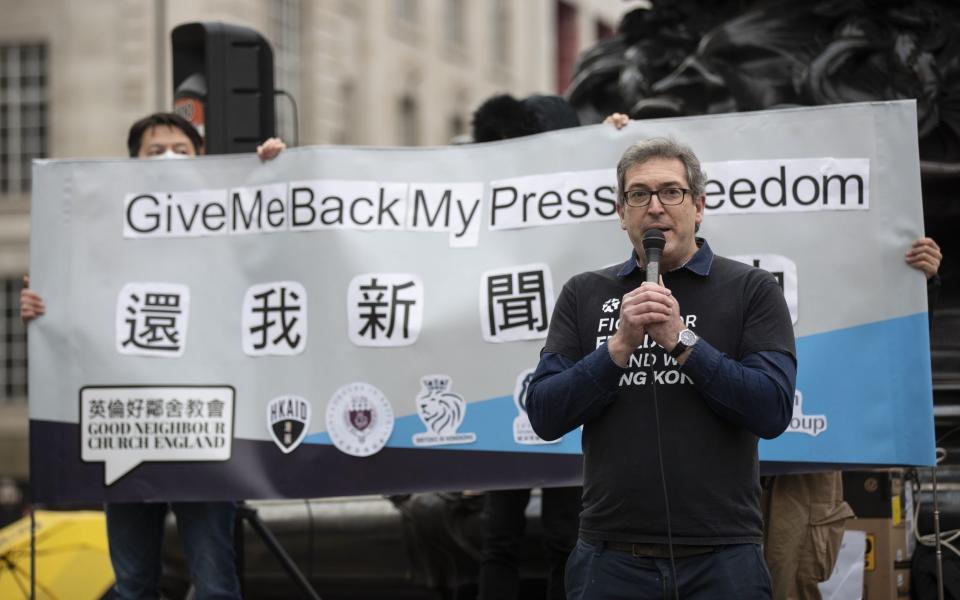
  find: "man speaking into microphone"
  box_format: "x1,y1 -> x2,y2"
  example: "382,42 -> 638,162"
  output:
525,137 -> 797,599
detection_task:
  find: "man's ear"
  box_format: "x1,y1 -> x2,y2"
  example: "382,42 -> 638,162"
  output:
616,203 -> 626,230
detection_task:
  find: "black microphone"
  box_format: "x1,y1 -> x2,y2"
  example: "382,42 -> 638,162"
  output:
642,229 -> 666,283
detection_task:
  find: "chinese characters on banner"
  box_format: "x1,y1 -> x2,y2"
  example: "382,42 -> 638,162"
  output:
347,274 -> 424,347
480,263 -> 555,343
116,283 -> 190,357
242,281 -> 308,356
111,267 -> 556,354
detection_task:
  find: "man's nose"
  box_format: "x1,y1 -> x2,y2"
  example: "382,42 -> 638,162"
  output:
646,194 -> 666,214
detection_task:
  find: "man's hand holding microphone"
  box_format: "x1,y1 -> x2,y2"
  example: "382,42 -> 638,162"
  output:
607,230 -> 692,368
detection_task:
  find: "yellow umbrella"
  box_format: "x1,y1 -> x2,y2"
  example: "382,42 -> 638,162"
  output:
0,510 -> 114,600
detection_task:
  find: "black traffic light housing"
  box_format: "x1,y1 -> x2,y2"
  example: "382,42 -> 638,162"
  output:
171,22 -> 275,155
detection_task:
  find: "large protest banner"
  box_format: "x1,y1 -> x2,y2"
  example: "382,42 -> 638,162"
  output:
29,101 -> 934,502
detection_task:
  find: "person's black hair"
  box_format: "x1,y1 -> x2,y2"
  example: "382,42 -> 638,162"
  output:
471,94 -> 541,142
522,95 -> 581,133
126,112 -> 204,158
471,94 -> 580,142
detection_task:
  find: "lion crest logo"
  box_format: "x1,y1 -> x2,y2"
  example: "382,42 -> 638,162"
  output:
412,375 -> 476,446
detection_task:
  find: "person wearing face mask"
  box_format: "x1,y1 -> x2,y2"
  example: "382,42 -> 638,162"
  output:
20,112 -> 283,600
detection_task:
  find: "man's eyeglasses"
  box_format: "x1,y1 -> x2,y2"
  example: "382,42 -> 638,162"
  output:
623,187 -> 689,207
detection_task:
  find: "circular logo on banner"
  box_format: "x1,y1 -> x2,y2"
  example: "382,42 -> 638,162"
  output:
326,382 -> 394,457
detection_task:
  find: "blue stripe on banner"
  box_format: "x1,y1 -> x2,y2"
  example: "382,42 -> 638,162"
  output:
305,395 -> 583,454
760,312 -> 936,467
305,314 -> 934,466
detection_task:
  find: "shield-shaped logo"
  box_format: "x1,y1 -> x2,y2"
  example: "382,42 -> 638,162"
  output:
349,408 -> 372,432
267,395 -> 311,454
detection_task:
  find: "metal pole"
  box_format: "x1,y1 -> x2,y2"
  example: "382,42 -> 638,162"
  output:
154,0 -> 167,111
237,503 -> 323,600
932,465 -> 945,600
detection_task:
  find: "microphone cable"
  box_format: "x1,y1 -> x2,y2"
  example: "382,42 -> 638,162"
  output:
639,230 -> 678,598
651,375 -> 681,600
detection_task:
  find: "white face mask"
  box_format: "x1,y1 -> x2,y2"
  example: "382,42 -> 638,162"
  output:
150,149 -> 190,160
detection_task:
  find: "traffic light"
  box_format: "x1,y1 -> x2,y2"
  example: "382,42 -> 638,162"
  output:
171,22 -> 275,155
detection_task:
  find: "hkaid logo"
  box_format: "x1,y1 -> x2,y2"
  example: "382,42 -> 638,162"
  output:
267,395 -> 311,454
326,382 -> 394,457
412,375 -> 476,446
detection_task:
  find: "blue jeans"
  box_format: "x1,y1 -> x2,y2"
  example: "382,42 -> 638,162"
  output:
106,501 -> 241,600
565,539 -> 772,600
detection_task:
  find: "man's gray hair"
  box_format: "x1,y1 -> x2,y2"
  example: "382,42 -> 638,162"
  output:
615,137 -> 707,206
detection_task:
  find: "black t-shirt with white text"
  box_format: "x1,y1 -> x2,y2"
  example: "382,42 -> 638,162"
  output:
544,249 -> 795,545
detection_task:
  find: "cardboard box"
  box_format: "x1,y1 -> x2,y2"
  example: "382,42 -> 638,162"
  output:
845,517 -> 911,600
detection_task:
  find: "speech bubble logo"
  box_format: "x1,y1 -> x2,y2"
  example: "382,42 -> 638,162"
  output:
80,386 -> 234,485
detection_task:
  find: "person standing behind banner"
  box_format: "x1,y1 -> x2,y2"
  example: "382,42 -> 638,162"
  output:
20,112 -> 284,600
471,93 -> 583,600
762,236 -> 942,600
526,135 -> 797,599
